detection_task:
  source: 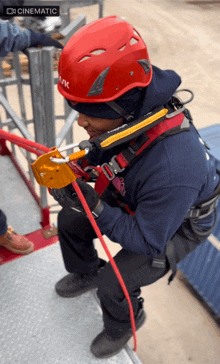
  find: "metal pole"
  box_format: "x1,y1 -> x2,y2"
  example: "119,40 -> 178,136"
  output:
0,58 -> 10,120
64,99 -> 74,152
42,47 -> 56,148
27,48 -> 47,146
12,52 -> 27,123
56,108 -> 78,148
98,0 -> 104,18
59,15 -> 86,44
12,52 -> 35,185
27,48 -> 48,208
0,93 -> 33,140
60,1 -> 71,30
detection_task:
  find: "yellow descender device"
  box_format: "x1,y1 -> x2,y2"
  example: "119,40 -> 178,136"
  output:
31,144 -> 89,189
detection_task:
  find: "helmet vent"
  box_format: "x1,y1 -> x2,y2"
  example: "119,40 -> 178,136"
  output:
79,56 -> 91,63
130,37 -> 139,45
90,49 -> 106,55
118,45 -> 126,52
79,50 -> 106,63
133,29 -> 140,37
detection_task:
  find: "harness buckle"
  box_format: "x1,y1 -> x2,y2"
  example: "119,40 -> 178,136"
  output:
101,155 -> 125,181
197,195 -> 219,220
166,105 -> 185,118
188,209 -> 200,219
109,155 -> 125,174
187,195 -> 219,220
101,163 -> 115,181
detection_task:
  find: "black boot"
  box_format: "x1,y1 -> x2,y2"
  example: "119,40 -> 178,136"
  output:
90,298 -> 146,359
55,259 -> 106,298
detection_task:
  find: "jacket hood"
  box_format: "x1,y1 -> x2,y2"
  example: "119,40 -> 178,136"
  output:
134,65 -> 182,119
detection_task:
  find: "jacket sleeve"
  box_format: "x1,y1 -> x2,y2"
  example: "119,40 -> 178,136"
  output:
0,20 -> 31,57
96,185 -> 200,257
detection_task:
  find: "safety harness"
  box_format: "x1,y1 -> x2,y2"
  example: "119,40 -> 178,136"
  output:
94,107 -> 190,202
70,104 -> 190,208
71,93 -> 220,225
69,93 -> 220,283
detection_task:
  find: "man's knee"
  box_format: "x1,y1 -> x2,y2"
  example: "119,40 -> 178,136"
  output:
97,262 -> 128,302
58,207 -> 98,243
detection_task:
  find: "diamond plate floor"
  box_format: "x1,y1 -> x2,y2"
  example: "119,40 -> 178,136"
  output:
1,243 -> 141,364
0,155 -> 41,235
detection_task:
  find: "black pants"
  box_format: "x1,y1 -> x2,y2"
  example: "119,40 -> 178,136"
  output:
0,209 -> 7,236
58,207 -> 210,337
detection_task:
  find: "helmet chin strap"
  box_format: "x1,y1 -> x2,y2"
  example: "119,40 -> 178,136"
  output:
106,101 -> 134,122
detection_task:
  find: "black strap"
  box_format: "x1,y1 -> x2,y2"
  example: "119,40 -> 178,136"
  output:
166,240 -> 177,284
185,170 -> 220,221
151,253 -> 167,269
166,236 -> 188,284
92,200 -> 105,219
120,134 -> 148,164
106,101 -> 134,122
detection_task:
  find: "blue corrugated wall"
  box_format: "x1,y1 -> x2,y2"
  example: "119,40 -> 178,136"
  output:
178,124 -> 220,317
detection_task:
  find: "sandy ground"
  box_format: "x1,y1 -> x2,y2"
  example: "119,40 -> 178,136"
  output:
1,1 -> 220,363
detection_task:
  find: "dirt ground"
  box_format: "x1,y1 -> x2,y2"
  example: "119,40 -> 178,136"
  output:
2,1 -> 220,363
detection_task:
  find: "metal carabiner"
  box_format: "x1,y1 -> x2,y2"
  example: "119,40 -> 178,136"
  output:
50,143 -> 90,164
174,89 -> 194,105
166,89 -> 194,119
166,105 -> 185,118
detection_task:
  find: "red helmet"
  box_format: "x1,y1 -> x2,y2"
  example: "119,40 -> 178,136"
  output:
58,15 -> 152,103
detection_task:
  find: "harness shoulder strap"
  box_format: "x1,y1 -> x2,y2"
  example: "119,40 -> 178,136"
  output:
95,110 -> 190,196
91,106 -> 168,151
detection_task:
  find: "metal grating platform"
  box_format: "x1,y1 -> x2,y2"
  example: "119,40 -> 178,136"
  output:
0,155 -> 42,235
1,243 -> 142,364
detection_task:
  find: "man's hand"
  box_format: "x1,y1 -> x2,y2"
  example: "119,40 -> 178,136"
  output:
29,30 -> 64,50
50,179 -> 100,213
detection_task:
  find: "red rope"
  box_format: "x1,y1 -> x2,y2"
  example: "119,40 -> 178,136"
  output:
73,180 -> 137,351
0,129 -> 137,350
0,129 -> 50,154
8,140 -> 44,156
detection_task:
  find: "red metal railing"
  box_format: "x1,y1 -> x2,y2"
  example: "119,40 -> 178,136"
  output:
0,129 -> 51,227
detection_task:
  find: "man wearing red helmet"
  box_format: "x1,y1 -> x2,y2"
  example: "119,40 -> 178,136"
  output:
51,16 -> 220,358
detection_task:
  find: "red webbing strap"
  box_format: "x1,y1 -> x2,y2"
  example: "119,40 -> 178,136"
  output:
136,113 -> 185,156
68,160 -> 91,182
115,152 -> 130,169
95,165 -> 114,195
95,154 -> 130,196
